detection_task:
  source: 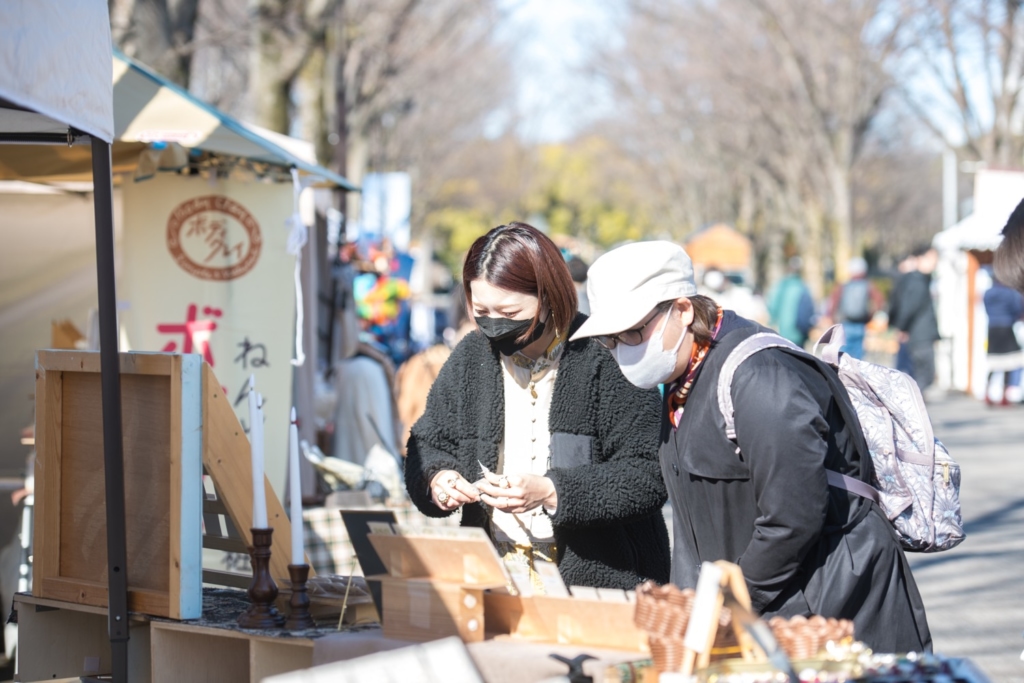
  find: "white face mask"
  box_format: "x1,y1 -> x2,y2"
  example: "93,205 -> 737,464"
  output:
612,310 -> 687,389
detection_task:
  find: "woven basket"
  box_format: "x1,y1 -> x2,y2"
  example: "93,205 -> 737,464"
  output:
768,615 -> 855,660
634,582 -> 855,672
634,581 -> 736,673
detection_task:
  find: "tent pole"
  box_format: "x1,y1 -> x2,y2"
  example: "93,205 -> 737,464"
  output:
91,136 -> 130,683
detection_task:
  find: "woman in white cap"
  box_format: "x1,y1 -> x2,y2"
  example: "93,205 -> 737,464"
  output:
570,241 -> 931,654
405,222 -> 670,591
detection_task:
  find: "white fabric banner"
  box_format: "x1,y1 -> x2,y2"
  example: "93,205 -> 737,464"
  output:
121,174 -> 297,498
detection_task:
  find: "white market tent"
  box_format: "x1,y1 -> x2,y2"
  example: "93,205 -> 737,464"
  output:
0,50 -> 356,190
0,2 -> 114,143
0,47 -> 355,502
932,169 -> 1024,397
0,2 -> 132,680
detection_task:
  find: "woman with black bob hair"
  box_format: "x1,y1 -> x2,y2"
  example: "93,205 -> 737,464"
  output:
405,222 -> 670,590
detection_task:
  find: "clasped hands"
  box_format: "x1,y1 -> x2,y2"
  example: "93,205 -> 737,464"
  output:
430,468 -> 557,514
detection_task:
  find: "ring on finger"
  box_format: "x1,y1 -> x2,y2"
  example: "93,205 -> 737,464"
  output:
498,475 -> 510,489
446,476 -> 458,488
437,490 -> 450,505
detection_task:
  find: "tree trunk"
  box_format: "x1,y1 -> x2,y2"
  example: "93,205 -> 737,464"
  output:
111,0 -> 199,88
250,42 -> 292,133
345,134 -> 370,231
803,203 -> 827,301
297,48 -> 329,159
828,160 -> 853,283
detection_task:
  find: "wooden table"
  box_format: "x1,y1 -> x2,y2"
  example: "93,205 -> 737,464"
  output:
14,590 -> 648,683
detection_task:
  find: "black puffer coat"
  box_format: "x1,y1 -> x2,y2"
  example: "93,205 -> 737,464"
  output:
405,314 -> 671,589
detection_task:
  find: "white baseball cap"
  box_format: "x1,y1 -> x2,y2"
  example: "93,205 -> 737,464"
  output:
570,241 -> 698,341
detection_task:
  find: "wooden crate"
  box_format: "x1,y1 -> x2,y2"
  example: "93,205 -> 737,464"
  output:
484,591 -> 648,651
378,578 -> 486,643
33,351 -> 204,619
529,594 -> 648,651
32,350 -> 301,620
367,532 -> 508,585
367,530 -> 507,643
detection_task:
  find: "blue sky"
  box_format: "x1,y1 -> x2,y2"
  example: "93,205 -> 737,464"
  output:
496,0 -> 623,142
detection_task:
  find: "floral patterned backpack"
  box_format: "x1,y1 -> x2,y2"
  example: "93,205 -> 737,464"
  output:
718,325 -> 965,553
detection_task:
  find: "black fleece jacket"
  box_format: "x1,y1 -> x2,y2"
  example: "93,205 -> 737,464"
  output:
405,314 -> 671,589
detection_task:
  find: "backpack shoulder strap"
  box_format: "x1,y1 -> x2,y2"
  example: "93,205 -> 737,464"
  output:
718,329 -> 882,523
826,470 -> 880,503
812,324 -> 846,367
718,332 -> 806,439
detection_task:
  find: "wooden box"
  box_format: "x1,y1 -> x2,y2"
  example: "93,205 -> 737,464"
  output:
378,578 -> 486,642
33,350 -> 301,619
367,529 -> 508,643
33,351 -> 204,619
484,591 -> 648,652
530,594 -> 648,651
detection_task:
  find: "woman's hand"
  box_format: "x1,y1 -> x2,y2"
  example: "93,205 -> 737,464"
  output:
429,469 -> 480,511
476,471 -> 557,514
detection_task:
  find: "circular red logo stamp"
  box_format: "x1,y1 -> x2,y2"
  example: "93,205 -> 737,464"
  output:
166,195 -> 262,281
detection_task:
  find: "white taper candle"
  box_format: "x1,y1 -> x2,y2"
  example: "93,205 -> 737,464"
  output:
288,407 -> 303,565
252,391 -> 268,528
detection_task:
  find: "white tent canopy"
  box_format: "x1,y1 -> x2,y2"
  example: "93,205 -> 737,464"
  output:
0,51 -> 355,190
0,0 -> 114,142
933,211 -> 1005,252
933,169 -> 1024,252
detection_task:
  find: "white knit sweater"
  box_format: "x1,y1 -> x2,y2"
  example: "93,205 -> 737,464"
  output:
490,352 -> 559,544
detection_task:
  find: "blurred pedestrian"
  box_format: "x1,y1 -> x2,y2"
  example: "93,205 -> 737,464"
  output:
995,196 -> 1024,294
767,256 -> 815,347
567,256 -> 590,316
700,268 -> 769,324
889,246 -> 941,394
571,240 -> 931,654
888,252 -> 919,375
395,284 -> 476,454
826,257 -> 884,360
405,222 -> 670,591
982,274 -> 1024,406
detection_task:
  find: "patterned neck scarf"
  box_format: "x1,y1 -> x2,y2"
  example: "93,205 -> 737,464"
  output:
506,329 -> 566,388
667,307 -> 724,429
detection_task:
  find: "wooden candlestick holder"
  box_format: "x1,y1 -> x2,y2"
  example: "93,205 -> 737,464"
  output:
237,527 -> 284,629
285,563 -> 317,630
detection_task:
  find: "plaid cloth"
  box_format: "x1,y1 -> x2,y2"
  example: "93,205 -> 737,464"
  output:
302,501 -> 462,576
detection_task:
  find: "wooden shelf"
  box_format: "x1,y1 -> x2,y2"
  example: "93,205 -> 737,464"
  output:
15,594 -> 151,682
14,593 -> 320,683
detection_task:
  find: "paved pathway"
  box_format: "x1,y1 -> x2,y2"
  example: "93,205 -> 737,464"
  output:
908,394 -> 1024,682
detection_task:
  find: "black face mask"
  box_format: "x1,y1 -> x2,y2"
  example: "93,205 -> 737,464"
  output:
475,315 -> 546,356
